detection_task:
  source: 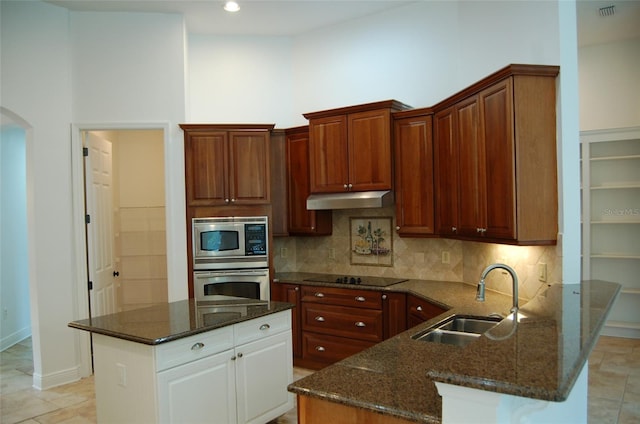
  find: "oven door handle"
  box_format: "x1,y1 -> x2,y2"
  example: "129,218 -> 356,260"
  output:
195,270 -> 269,279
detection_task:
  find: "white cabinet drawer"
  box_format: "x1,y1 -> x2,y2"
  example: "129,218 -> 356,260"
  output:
155,326 -> 234,372
234,310 -> 291,346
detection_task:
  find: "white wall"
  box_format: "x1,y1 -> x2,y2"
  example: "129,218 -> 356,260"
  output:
579,37 -> 640,131
188,35 -> 294,126
0,0 -> 76,388
70,10 -> 189,303
0,126 -> 31,351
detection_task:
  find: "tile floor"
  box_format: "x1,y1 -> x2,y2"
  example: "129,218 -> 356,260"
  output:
1,336 -> 638,423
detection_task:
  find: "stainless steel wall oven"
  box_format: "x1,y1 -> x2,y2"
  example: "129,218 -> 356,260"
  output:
193,216 -> 270,303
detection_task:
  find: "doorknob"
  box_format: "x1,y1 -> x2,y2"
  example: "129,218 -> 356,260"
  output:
113,271 -> 120,277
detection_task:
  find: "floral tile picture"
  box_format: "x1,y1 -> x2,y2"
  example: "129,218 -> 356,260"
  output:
350,217 -> 393,267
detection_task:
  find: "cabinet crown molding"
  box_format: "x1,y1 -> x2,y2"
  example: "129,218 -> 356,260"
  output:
303,99 -> 412,119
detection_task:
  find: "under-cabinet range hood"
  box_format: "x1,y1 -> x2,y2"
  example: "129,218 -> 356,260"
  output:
306,190 -> 394,210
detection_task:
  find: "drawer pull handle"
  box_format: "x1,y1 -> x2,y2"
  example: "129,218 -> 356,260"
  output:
259,324 -> 271,331
314,292 -> 325,298
315,346 -> 326,352
315,316 -> 325,322
191,342 -> 205,350
355,296 -> 366,302
416,306 -> 423,311
355,321 -> 366,327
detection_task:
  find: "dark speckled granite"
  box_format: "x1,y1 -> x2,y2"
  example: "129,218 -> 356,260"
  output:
277,273 -> 620,423
68,298 -> 294,345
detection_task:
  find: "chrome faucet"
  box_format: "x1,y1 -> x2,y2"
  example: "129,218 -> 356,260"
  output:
476,263 -> 519,313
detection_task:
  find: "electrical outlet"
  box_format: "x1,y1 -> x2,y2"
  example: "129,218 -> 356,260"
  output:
442,251 -> 450,264
116,363 -> 127,387
538,263 -> 547,282
329,248 -> 336,260
3,308 -> 7,319
280,247 -> 287,258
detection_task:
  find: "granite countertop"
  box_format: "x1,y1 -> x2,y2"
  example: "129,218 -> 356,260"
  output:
68,297 -> 294,345
277,273 -> 620,423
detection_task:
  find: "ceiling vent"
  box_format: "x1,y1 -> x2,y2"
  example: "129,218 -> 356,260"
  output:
599,5 -> 615,17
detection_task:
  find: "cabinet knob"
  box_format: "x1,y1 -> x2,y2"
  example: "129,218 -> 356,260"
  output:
315,346 -> 326,352
416,306 -> 423,311
348,183 -> 353,189
355,296 -> 366,302
191,342 -> 205,350
315,316 -> 325,322
314,292 -> 325,298
396,226 -> 400,231
382,294 -> 387,300
225,198 -> 230,203
311,226 -> 315,230
295,286 -> 299,291
343,183 -> 348,189
231,198 -> 236,203
452,226 -> 457,232
259,324 -> 271,331
355,321 -> 366,327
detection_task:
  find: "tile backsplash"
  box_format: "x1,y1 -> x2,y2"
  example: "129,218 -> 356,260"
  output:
273,207 -> 560,302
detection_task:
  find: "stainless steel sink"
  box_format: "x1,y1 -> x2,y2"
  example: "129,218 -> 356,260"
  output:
412,315 -> 502,347
415,329 -> 480,347
437,316 -> 502,334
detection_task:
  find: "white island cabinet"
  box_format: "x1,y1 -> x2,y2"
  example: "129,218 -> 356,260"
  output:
92,310 -> 293,424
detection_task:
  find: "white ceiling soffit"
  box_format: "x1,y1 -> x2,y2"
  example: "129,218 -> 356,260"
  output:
576,0 -> 640,47
45,0 -> 640,45
45,0 -> 415,36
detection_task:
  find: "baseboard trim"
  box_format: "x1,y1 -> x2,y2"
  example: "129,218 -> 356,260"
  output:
0,327 -> 31,352
32,365 -> 82,390
601,323 -> 640,339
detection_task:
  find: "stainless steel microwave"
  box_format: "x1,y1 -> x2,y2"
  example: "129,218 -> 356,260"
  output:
192,216 -> 268,270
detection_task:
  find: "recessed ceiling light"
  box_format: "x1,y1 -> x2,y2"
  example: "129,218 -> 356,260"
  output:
224,1 -> 240,12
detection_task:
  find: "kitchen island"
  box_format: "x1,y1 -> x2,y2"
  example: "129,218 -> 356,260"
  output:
69,297 -> 294,424
277,276 -> 620,423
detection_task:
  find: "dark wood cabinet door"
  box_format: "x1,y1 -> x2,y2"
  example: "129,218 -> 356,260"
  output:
270,130 -> 288,237
406,294 -> 447,328
286,128 -> 332,235
185,131 -> 229,206
434,107 -> 459,236
308,115 -> 349,193
228,131 -> 270,204
382,292 -> 407,339
348,109 -> 393,191
456,95 -> 486,237
479,78 -> 516,240
394,114 -> 435,236
281,284 -> 302,358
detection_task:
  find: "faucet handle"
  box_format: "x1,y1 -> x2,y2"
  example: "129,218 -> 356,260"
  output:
476,280 -> 486,302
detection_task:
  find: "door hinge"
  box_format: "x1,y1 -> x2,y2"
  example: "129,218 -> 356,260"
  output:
83,147 -> 89,157
85,214 -> 91,224
88,280 -> 93,290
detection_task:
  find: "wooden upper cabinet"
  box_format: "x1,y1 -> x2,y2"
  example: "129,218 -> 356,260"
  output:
304,100 -> 411,194
433,106 -> 459,236
432,64 -> 559,245
181,124 -> 274,207
285,126 -> 332,236
348,109 -> 393,191
393,110 -> 436,237
270,129 -> 288,237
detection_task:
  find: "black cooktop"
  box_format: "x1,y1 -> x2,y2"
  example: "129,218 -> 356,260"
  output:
303,274 -> 407,287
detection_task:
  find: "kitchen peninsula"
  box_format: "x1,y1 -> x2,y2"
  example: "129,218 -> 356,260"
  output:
69,298 -> 294,424
276,275 -> 620,423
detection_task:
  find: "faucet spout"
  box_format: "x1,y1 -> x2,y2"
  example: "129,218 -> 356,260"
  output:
476,263 -> 519,313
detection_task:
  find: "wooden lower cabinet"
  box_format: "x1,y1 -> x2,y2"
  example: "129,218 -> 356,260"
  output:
297,395 -> 415,424
407,294 -> 447,328
301,332 -> 376,365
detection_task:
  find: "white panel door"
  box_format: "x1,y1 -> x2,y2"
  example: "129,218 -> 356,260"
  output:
86,132 -> 116,317
235,331 -> 294,424
157,350 -> 237,424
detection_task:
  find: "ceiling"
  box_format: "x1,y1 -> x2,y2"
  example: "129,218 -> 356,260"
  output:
43,0 -> 640,45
